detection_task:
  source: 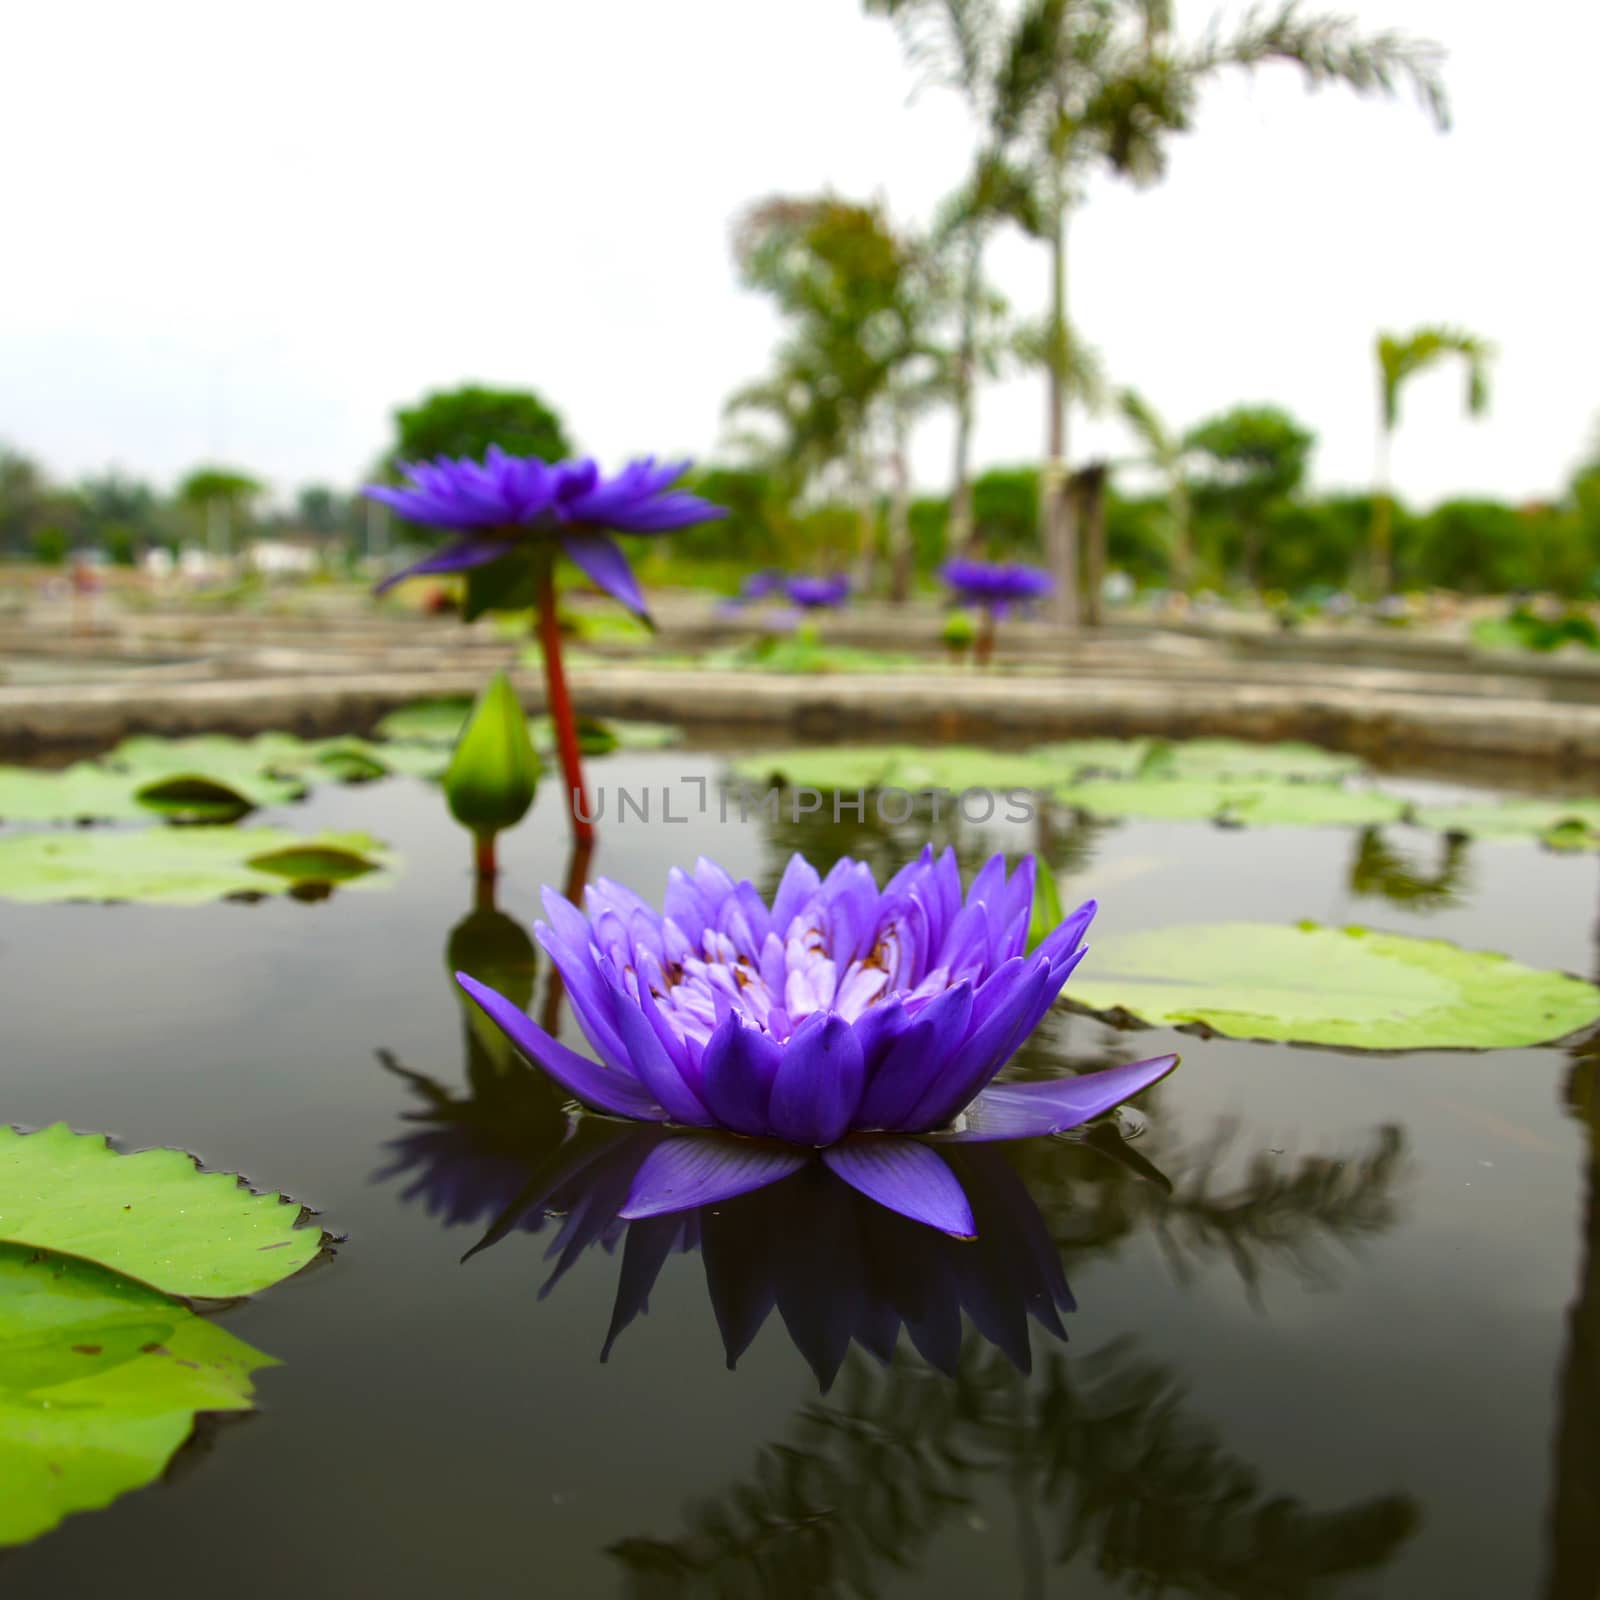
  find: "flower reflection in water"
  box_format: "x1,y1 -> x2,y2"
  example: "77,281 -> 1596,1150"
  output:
378,1088 -> 1091,1389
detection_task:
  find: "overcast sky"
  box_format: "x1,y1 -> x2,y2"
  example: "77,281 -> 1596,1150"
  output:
3,0 -> 1594,510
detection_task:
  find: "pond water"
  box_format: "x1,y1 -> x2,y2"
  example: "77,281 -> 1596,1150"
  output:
3,748 -> 1597,1598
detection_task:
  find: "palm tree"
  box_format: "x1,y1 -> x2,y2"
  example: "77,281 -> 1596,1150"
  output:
986,0 -> 1448,628
867,2 -> 1021,557
176,466 -> 262,559
729,195 -> 946,600
1117,386 -> 1192,588
1371,326 -> 1492,594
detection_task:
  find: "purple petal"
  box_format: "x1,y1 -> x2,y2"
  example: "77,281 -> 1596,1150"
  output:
373,537 -> 511,595
605,973 -> 712,1126
935,1054 -> 1180,1142
618,1135 -> 808,1219
821,1140 -> 976,1238
1037,898 -> 1096,967
700,1014 -> 783,1136
455,973 -> 666,1121
560,532 -> 651,620
767,1011 -> 865,1146
857,981 -> 974,1130
907,960 -> 1052,1130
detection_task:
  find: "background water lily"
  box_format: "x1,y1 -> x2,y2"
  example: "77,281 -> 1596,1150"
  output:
941,558 -> 1053,663
366,449 -> 724,844
458,848 -> 1177,1237
785,574 -> 851,610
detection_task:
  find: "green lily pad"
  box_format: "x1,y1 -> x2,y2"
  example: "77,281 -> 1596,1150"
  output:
1027,739 -> 1157,779
1147,737 -> 1365,782
0,827 -> 389,905
104,737 -> 307,818
1066,921 -> 1600,1049
730,745 -> 1063,794
1412,797 -> 1600,852
0,1245 -> 271,1548
1055,778 -> 1405,828
375,697 -> 679,755
0,1124 -> 323,1297
0,763 -> 152,825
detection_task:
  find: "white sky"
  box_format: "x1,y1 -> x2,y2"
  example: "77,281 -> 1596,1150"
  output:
2,0 -> 1595,510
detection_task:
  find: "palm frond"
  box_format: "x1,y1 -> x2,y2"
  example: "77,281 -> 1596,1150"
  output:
1195,2 -> 1450,130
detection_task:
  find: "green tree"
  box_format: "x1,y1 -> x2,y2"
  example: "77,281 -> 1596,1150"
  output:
389,384 -> 571,471
1117,387 -> 1192,587
1372,327 -> 1493,593
1186,404 -> 1314,590
728,196 -> 943,598
176,467 -> 262,558
0,444 -> 50,557
984,0 -> 1446,628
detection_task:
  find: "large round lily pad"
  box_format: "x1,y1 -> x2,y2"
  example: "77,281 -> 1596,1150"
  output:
0,1245 -> 272,1548
374,697 -> 679,754
0,1124 -> 323,1298
0,763 -> 154,824
731,745 -> 1065,794
1412,798 -> 1600,853
1055,778 -> 1405,828
0,827 -> 388,905
1066,922 -> 1600,1049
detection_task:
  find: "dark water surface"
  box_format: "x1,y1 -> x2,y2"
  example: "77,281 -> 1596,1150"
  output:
3,750 -> 1598,1598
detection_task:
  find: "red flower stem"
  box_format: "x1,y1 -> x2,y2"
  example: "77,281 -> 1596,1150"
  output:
534,564 -> 595,846
975,610 -> 996,668
473,832 -> 498,883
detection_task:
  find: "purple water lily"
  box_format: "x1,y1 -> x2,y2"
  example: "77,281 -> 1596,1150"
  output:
941,558 -> 1053,618
364,449 -> 725,621
785,574 -> 851,610
457,848 -> 1177,1238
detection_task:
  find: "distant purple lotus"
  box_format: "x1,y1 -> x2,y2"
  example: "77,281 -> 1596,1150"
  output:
785,574 -> 851,610
364,449 -> 725,620
458,849 -> 1176,1238
942,558 -> 1052,617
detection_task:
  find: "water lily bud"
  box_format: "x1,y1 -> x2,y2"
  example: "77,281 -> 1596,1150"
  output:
444,671 -> 540,840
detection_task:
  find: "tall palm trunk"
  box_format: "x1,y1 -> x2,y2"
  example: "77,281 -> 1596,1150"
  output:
947,226 -> 984,557
887,408 -> 914,603
851,437 -> 878,594
1168,476 -> 1193,591
1043,196 -> 1079,630
1371,418 -> 1395,596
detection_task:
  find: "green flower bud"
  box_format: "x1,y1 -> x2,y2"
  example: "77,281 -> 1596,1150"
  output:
444,670 -> 541,839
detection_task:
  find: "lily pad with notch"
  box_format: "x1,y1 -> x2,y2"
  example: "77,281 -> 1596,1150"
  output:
1066,921 -> 1600,1050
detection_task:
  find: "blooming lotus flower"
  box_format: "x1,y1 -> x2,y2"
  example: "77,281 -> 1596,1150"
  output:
785,574 -> 851,610
457,848 -> 1177,1238
942,558 -> 1053,617
364,449 -> 725,620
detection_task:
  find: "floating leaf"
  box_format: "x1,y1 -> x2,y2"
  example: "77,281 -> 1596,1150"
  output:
1412,798 -> 1600,852
376,697 -> 677,755
1028,739 -> 1157,779
1146,737 -> 1365,783
1055,778 -> 1405,829
373,698 -> 475,744
0,827 -> 389,905
103,737 -> 306,815
0,763 -> 151,825
0,1245 -> 271,1548
730,745 -> 1062,794
1067,922 -> 1600,1049
0,1124 -> 323,1297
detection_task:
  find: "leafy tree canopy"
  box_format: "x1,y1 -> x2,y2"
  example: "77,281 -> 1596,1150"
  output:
1186,405 -> 1315,506
177,466 -> 263,508
389,384 -> 571,471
